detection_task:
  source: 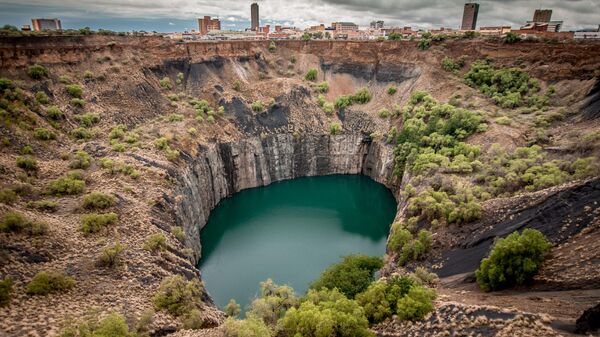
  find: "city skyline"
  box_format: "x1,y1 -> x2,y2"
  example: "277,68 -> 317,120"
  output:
0,0 -> 598,32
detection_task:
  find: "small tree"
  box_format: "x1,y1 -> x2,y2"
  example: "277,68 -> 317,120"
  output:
224,299 -> 241,317
504,32 -> 521,44
476,228 -> 551,291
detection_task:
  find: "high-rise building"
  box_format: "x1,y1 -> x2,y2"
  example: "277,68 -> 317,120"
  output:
370,20 -> 384,29
460,3 -> 479,31
31,18 -> 62,31
251,3 -> 259,31
198,16 -> 221,35
533,9 -> 552,23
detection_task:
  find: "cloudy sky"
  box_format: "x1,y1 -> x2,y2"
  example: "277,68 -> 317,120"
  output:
0,0 -> 598,32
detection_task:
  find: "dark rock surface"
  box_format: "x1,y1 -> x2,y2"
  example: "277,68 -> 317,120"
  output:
576,302 -> 600,334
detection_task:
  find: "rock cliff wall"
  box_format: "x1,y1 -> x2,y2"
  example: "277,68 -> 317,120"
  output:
173,133 -> 399,261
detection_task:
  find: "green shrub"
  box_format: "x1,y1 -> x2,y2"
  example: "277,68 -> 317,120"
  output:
83,70 -> 94,80
27,200 -> 59,212
251,101 -> 264,112
476,228 -> 551,291
58,75 -> 72,84
154,275 -> 203,316
0,211 -> 47,235
16,156 -> 38,171
0,188 -> 17,204
0,77 -> 13,90
441,57 -> 459,72
0,278 -> 12,307
387,86 -> 397,95
388,224 -> 433,265
224,299 -> 241,317
334,95 -> 352,109
80,213 -> 118,234
66,84 -> 83,98
224,316 -> 272,337
171,226 -> 185,242
317,94 -> 326,107
310,254 -> 383,299
378,108 -> 390,118
176,72 -> 184,84
46,106 -> 63,120
329,122 -> 341,135
59,312 -> 131,337
168,113 -> 183,122
75,112 -> 100,127
81,192 -> 116,210
109,124 -> 126,140
246,279 -> 298,326
71,127 -> 92,140
268,40 -> 277,52
352,88 -> 372,104
418,39 -> 431,50
99,242 -> 124,268
0,211 -> 26,232
27,64 -> 48,79
159,77 -> 172,89
182,309 -> 205,329
505,32 -> 520,44
278,288 -> 372,337
144,233 -> 167,252
35,91 -> 49,104
70,98 -> 85,107
305,68 -> 318,81
33,128 -> 56,140
314,81 -> 329,93
21,145 -> 33,154
395,285 -> 436,321
233,80 -> 241,91
356,276 -> 415,323
323,102 -> 334,116
25,271 -> 75,295
495,116 -> 512,125
69,150 -> 91,169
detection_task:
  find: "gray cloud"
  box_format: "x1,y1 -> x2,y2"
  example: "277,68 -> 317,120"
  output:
0,0 -> 597,30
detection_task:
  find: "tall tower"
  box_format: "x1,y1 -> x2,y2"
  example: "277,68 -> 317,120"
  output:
251,3 -> 259,31
533,9 -> 552,23
461,2 -> 479,30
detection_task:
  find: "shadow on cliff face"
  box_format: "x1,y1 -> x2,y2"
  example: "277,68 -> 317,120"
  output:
435,178 -> 600,278
582,79 -> 600,120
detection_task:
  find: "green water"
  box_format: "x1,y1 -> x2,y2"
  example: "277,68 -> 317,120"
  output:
198,175 -> 397,312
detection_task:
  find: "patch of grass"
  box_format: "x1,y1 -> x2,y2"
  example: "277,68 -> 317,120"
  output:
47,174 -> 86,196
81,192 -> 116,210
329,122 -> 341,135
58,75 -> 72,84
159,77 -> 172,90
35,91 -> 49,104
251,101 -> 264,112
314,81 -> 329,93
378,108 -> 391,118
171,226 -> 185,242
27,64 -> 48,79
387,85 -> 397,95
99,242 -> 124,268
0,188 -> 17,204
46,106 -> 63,120
26,200 -> 59,212
0,211 -> 47,235
25,271 -> 75,295
305,68 -> 318,81
75,112 -> 100,127
495,116 -> 512,125
70,98 -> 85,107
16,156 -> 38,171
66,84 -> 83,98
70,127 -> 92,140
143,233 -> 167,252
33,128 -> 56,140
69,150 -> 91,169
168,113 -> 184,122
80,212 -> 118,235
0,278 -> 12,307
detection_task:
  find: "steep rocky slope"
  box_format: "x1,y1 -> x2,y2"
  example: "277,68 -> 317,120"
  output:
0,36 -> 599,336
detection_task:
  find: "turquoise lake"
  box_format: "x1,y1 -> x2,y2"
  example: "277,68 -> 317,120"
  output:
198,174 -> 397,312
